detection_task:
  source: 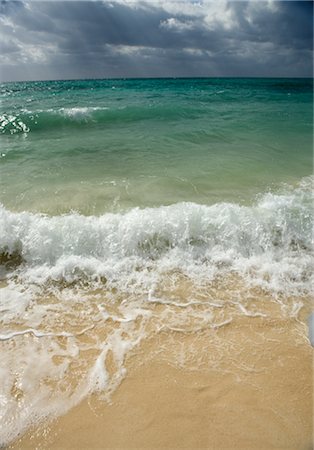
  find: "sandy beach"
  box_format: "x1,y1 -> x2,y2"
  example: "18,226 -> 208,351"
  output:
10,298 -> 313,450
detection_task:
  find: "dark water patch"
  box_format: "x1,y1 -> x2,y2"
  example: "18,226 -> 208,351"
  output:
0,249 -> 24,269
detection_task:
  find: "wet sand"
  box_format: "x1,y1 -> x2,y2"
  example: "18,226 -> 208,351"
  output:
10,312 -> 313,450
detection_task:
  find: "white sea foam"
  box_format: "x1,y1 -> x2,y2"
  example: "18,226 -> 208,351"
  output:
0,296 -> 149,446
0,177 -> 313,296
0,325 -> 94,341
0,113 -> 30,134
0,286 -> 33,322
20,106 -> 109,117
59,106 -> 109,118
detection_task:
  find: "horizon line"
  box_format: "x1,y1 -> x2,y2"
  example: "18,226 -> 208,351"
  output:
1,75 -> 313,84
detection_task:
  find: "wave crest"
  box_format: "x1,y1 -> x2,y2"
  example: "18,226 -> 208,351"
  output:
1,178 -> 313,295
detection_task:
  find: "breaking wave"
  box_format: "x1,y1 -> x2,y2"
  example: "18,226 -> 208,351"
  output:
0,103 -> 194,135
1,177 -> 313,296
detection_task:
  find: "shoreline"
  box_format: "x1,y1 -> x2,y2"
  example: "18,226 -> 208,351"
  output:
10,312 -> 313,450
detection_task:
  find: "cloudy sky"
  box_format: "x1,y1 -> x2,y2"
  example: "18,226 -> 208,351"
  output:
0,0 -> 312,81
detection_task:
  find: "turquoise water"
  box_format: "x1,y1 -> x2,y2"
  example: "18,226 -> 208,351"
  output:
1,78 -> 312,214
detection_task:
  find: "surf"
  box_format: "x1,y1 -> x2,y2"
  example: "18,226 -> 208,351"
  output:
1,177 -> 313,297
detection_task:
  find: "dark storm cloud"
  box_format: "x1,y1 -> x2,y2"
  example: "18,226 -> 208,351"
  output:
230,1 -> 313,49
0,1 -> 312,81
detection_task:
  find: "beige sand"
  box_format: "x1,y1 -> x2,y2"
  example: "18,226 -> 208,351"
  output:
10,312 -> 313,450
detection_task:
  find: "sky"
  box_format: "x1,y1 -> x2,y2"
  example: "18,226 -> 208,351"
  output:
0,0 -> 313,81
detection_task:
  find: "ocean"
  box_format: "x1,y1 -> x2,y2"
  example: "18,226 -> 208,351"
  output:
0,78 -> 313,446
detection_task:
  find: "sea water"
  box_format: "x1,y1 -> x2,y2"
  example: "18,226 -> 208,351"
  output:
0,78 -> 313,445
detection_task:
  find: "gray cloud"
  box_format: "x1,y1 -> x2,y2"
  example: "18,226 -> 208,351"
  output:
0,0 -> 312,81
